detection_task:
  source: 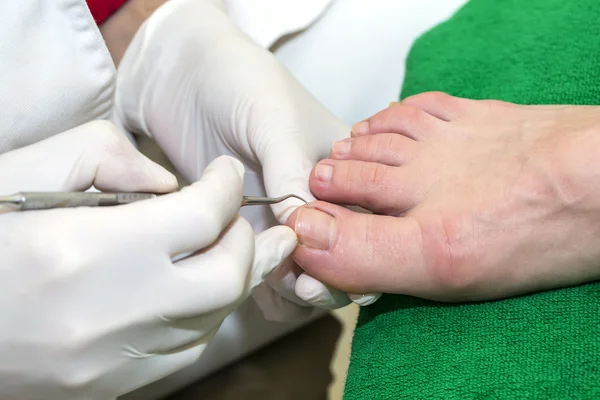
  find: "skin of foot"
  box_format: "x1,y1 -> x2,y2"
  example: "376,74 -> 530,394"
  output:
287,92 -> 600,302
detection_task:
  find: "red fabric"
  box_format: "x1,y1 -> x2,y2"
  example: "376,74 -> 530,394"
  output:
87,0 -> 129,25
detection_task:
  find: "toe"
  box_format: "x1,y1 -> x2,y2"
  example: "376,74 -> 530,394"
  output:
351,104 -> 445,141
402,91 -> 476,121
329,134 -> 418,166
286,202 -> 429,295
309,159 -> 419,215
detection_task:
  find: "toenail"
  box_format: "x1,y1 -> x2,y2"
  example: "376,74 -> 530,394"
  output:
352,121 -> 369,136
294,208 -> 336,250
332,139 -> 351,157
315,163 -> 333,182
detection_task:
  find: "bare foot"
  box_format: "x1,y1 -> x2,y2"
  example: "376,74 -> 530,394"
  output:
287,92 -> 600,301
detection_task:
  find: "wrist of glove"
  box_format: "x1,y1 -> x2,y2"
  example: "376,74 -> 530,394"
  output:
115,0 -> 381,318
0,121 -> 295,399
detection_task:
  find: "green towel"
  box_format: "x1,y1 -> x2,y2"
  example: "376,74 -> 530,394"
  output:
344,1 -> 600,399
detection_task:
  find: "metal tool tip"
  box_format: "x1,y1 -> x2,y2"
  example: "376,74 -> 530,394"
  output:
241,194 -> 310,207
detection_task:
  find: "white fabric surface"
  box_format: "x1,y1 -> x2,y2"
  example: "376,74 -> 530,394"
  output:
274,0 -> 468,126
0,0 -> 115,154
224,0 -> 334,48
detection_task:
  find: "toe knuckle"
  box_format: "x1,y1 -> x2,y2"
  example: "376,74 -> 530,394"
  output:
431,252 -> 472,296
365,135 -> 385,159
416,91 -> 449,104
385,105 -> 421,129
371,164 -> 387,186
344,161 -> 361,186
368,108 -> 396,131
383,134 -> 397,154
360,163 -> 386,188
399,105 -> 423,120
356,163 -> 374,186
422,215 -> 478,298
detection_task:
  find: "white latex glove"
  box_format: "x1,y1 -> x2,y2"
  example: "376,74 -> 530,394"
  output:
115,0 -> 381,318
0,121 -> 296,400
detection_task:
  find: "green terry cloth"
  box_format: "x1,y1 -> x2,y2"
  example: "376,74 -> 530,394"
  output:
344,1 -> 600,399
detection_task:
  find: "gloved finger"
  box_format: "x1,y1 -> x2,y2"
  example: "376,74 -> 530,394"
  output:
254,259 -> 353,319
160,216 -> 254,320
120,155 -> 245,256
264,257 -> 350,309
249,225 -> 298,290
157,224 -> 298,349
252,282 -> 316,322
264,258 -> 313,307
348,293 -> 382,306
259,213 -> 379,309
0,120 -> 177,194
260,140 -> 317,224
107,337 -> 209,398
295,273 -> 352,309
265,259 -> 356,310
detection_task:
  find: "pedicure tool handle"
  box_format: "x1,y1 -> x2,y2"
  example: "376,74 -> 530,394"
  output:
0,192 -> 308,211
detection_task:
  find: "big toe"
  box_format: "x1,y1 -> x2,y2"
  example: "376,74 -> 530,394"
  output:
285,202 -> 428,295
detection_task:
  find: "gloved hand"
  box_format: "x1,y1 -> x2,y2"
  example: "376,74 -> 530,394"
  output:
114,0 -> 380,318
0,120 -> 296,400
